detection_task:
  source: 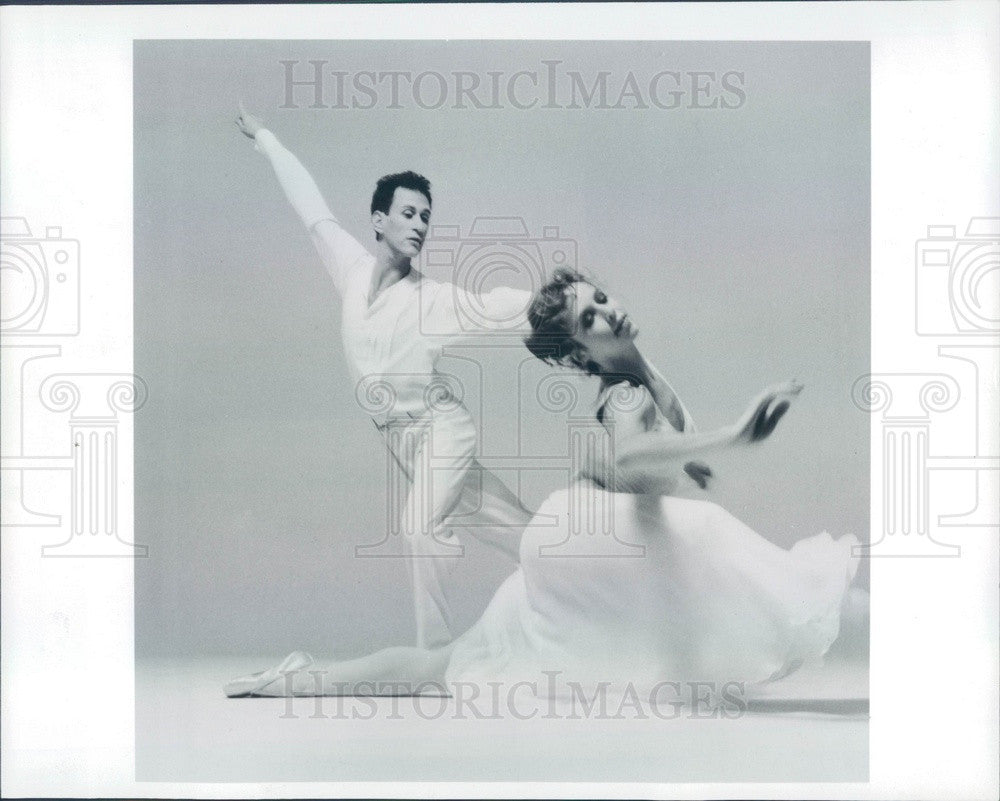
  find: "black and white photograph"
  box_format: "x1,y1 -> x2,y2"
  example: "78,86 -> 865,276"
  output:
134,38 -> 870,783
1,3 -> 997,799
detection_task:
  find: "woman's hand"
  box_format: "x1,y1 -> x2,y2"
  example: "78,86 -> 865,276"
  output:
235,102 -> 264,139
683,460 -> 713,489
733,380 -> 803,445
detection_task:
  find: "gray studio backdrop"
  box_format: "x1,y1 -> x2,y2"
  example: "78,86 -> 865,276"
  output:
135,40 -> 869,660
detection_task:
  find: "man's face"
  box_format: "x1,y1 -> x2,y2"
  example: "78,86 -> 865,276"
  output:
374,187 -> 431,258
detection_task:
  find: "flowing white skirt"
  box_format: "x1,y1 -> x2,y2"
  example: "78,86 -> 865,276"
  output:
445,481 -> 859,697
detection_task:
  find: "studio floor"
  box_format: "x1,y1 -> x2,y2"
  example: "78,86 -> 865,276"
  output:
136,655 -> 868,783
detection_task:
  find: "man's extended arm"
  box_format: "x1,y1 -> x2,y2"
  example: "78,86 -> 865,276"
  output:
252,129 -> 337,232
434,283 -> 533,337
237,108 -> 371,296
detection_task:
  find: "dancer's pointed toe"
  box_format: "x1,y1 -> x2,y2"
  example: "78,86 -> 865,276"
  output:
224,650 -> 314,697
224,670 -> 267,698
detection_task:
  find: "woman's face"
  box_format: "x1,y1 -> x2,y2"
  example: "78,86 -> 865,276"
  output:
568,281 -> 638,367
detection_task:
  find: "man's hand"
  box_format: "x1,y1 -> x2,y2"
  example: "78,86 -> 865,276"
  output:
733,380 -> 803,445
235,102 -> 264,139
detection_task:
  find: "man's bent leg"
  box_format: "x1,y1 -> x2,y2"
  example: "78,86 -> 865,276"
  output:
448,460 -> 532,562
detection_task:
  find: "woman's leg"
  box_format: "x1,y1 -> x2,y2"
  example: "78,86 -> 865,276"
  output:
245,643 -> 455,697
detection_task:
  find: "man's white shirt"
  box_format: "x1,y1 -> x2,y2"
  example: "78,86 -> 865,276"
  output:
253,128 -> 531,424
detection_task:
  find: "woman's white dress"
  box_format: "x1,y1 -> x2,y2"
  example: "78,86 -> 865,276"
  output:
444,382 -> 859,696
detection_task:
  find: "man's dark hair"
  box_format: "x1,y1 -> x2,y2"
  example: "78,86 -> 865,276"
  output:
524,268 -> 601,375
370,171 -> 432,216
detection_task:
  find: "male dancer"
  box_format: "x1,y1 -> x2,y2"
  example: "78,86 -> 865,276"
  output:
235,106 -> 533,649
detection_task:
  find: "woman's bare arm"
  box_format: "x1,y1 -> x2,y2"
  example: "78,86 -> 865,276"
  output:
614,380 -> 802,480
585,383 -> 698,493
632,353 -> 710,486
640,354 -> 698,434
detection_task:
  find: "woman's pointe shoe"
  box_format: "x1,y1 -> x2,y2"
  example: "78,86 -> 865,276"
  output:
224,650 -> 314,697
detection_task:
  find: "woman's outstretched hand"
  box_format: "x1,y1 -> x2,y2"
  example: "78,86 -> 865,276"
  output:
683,460 -> 713,490
733,380 -> 803,445
235,102 -> 264,139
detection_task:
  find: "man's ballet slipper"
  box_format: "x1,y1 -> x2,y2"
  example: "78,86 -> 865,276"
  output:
223,650 -> 314,697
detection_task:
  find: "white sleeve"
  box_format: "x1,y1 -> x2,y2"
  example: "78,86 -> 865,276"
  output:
308,221 -> 373,298
432,283 -> 533,335
254,129 -> 372,296
254,129 -> 336,230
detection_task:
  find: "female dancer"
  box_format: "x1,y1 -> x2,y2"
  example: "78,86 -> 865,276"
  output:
225,269 -> 858,698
